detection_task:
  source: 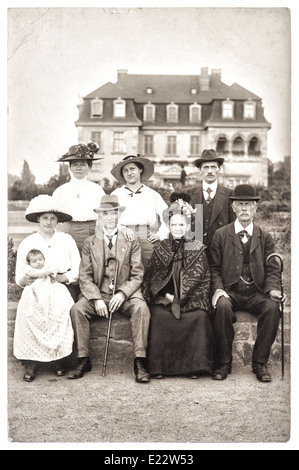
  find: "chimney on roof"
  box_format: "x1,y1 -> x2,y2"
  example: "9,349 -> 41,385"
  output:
199,67 -> 210,91
117,69 -> 128,78
211,69 -> 222,79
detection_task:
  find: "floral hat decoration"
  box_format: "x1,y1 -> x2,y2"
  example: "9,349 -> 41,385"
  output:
56,141 -> 103,162
163,192 -> 196,225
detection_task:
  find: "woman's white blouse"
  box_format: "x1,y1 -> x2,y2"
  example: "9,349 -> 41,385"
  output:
15,231 -> 81,286
53,178 -> 105,222
111,185 -> 169,239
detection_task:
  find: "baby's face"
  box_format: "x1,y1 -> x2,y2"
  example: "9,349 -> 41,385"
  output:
29,254 -> 45,270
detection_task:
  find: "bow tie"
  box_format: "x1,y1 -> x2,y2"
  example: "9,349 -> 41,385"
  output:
125,186 -> 143,197
239,230 -> 250,244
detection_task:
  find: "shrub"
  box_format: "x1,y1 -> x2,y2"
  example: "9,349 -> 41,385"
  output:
7,237 -> 17,283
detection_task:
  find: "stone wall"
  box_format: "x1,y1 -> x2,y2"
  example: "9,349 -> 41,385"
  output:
8,302 -> 290,371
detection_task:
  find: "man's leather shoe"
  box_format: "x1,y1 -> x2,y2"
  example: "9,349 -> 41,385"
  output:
23,364 -> 37,382
212,363 -> 232,381
67,357 -> 92,380
253,363 -> 272,383
134,357 -> 150,383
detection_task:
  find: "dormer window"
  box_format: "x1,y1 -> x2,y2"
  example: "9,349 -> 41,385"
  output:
113,98 -> 126,118
143,103 -> 156,122
191,88 -> 197,95
167,103 -> 178,123
222,99 -> 234,119
146,88 -> 153,94
189,103 -> 201,123
244,100 -> 256,119
90,98 -> 103,118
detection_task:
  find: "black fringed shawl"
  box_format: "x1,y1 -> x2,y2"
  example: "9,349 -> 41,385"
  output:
143,237 -> 211,314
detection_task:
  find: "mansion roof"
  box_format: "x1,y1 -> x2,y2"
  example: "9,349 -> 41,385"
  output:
77,69 -> 270,128
85,71 -> 261,103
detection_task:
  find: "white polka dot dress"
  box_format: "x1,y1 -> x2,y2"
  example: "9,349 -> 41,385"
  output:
13,277 -> 74,362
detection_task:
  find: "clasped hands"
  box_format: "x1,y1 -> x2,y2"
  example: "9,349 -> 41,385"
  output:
94,291 -> 126,318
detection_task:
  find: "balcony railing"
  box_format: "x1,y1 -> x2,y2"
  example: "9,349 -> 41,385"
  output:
248,150 -> 261,156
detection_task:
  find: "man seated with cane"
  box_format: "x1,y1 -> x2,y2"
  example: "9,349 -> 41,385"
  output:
67,195 -> 151,383
210,184 -> 282,383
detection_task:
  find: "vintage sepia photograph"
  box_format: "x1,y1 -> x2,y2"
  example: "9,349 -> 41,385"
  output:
3,2 -> 296,450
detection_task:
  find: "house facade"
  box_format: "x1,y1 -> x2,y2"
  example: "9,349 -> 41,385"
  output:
75,68 -> 271,188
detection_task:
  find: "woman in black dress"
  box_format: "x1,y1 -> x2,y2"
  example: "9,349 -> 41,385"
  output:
143,193 -> 213,379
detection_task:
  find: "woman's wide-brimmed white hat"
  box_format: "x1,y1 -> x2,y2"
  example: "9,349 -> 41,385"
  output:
25,195 -> 73,223
110,154 -> 154,184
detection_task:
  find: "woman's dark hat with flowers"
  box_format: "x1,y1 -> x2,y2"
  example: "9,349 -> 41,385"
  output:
194,149 -> 224,168
229,184 -> 260,201
162,192 -> 196,225
56,141 -> 103,162
110,154 -> 154,184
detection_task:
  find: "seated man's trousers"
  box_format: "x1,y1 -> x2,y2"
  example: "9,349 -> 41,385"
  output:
213,291 -> 280,365
70,294 -> 150,359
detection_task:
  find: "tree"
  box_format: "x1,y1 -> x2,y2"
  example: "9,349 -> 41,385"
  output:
21,160 -> 36,188
268,156 -> 291,189
58,163 -> 70,186
39,163 -> 70,194
8,160 -> 39,200
7,173 -> 20,186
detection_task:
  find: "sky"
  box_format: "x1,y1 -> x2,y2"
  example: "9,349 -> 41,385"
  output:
4,3 -> 294,184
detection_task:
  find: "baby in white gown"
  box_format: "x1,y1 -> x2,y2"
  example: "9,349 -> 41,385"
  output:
25,248 -> 55,281
14,249 -> 74,362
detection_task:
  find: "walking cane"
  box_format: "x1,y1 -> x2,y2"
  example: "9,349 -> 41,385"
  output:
266,253 -> 285,380
102,256 -> 119,377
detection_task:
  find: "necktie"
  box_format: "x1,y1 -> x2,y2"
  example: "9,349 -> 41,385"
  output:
107,235 -> 114,250
239,230 -> 249,244
205,187 -> 212,204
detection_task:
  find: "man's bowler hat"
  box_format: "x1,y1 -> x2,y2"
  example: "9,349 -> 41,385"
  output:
229,184 -> 260,201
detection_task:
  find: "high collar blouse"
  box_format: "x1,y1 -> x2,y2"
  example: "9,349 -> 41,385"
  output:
53,177 -> 105,222
15,231 -> 81,286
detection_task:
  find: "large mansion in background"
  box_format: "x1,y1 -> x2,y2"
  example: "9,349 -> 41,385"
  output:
75,68 -> 271,188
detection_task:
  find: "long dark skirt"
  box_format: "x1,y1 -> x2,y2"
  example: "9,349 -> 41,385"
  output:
147,305 -> 214,376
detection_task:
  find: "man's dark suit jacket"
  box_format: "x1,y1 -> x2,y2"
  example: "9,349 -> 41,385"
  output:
210,222 -> 281,294
187,183 -> 235,248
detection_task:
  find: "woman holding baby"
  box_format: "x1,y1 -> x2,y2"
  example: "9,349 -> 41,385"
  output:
13,195 -> 81,382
